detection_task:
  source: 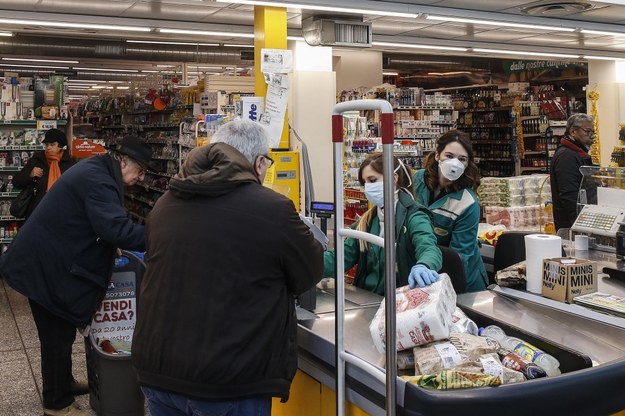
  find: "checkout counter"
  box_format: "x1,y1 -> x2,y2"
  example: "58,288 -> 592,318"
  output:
278,167 -> 625,416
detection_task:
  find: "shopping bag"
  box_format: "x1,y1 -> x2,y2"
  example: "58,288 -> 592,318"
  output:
10,184 -> 37,218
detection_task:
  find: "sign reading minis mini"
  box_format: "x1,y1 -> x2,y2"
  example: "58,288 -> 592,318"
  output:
542,258 -> 598,303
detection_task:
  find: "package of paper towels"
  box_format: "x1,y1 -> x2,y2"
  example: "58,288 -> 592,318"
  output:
525,234 -> 562,293
369,274 -> 456,353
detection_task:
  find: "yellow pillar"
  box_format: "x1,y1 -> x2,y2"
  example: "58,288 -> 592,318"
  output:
254,6 -> 289,148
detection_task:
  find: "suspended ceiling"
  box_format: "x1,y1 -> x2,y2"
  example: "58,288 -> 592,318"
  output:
0,0 -> 624,86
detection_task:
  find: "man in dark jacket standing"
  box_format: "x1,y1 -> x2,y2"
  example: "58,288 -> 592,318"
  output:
550,113 -> 595,231
132,119 -> 324,416
0,136 -> 151,416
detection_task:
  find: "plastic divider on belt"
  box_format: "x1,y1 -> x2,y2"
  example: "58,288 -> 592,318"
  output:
85,251 -> 145,416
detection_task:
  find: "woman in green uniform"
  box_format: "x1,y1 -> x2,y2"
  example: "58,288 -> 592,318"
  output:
324,154 -> 442,295
413,130 -> 488,292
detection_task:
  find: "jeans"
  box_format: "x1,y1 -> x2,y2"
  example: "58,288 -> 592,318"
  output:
29,299 -> 77,410
142,386 -> 272,416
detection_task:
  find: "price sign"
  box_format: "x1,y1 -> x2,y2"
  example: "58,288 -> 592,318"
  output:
37,120 -> 57,130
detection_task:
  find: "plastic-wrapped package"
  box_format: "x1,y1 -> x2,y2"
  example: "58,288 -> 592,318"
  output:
412,333 -> 496,375
369,274 -> 456,353
449,307 -> 479,335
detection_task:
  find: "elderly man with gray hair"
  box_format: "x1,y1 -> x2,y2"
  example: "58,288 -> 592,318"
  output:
550,113 -> 596,231
132,119 -> 324,416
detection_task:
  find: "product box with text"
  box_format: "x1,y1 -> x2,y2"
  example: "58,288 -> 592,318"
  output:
542,258 -> 597,303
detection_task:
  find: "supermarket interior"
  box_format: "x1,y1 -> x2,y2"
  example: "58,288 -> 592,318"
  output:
2,0 -> 625,415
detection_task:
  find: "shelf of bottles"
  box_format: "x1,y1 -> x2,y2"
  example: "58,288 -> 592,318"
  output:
518,101 -> 562,174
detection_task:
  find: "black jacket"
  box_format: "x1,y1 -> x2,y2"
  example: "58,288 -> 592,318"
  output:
550,137 -> 594,230
0,154 -> 146,328
12,150 -> 76,219
132,143 -> 324,402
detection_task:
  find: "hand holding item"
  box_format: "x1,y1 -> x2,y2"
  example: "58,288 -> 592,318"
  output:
408,264 -> 439,289
31,167 -> 43,178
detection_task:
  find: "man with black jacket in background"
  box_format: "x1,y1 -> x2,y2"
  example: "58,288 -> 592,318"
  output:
550,113 -> 595,231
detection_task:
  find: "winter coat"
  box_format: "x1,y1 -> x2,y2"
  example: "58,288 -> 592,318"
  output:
550,137 -> 594,230
131,143 -> 324,402
413,169 -> 488,292
12,150 -> 76,219
323,189 -> 442,295
0,154 -> 146,328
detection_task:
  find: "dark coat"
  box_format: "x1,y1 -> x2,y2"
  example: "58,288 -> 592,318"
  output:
550,137 -> 594,230
12,150 -> 76,219
0,154 -> 146,328
132,143 -> 324,402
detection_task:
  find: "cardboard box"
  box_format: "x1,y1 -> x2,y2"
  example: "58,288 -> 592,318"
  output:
542,258 -> 598,303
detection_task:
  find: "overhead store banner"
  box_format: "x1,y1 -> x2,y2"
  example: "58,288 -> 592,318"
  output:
505,60 -> 587,74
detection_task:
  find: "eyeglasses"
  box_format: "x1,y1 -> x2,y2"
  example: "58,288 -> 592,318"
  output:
130,158 -> 147,175
576,127 -> 595,136
263,154 -> 274,168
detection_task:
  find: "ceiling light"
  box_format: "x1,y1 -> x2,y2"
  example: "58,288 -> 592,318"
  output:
581,29 -> 625,37
287,36 -> 305,41
189,66 -> 224,70
425,15 -> 575,32
224,44 -> 254,48
215,0 -> 418,18
2,57 -> 79,64
74,67 -> 139,72
66,83 -> 98,86
583,55 -> 625,61
428,71 -> 472,76
158,28 -> 254,38
472,48 -> 579,59
373,41 -> 467,52
126,40 -> 220,46
0,18 -> 150,32
0,63 -> 70,69
383,72 -> 398,76
0,31 -> 13,37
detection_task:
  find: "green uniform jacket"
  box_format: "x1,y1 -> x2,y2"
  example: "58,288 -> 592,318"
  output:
324,190 -> 442,295
413,169 -> 488,292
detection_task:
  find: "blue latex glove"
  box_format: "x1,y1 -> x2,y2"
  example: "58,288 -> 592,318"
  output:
408,264 -> 439,289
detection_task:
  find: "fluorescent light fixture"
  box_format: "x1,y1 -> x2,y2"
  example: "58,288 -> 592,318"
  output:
2,57 -> 79,64
581,29 -> 625,37
158,28 -> 254,38
74,67 -> 139,72
224,44 -> 254,48
189,66 -> 224,70
428,71 -> 472,76
472,48 -> 579,59
156,65 -> 178,68
0,31 -> 13,37
215,0 -> 418,18
0,18 -> 150,32
0,63 -> 70,69
287,36 -> 305,41
583,55 -> 625,61
383,72 -> 398,76
66,83 -> 98,86
426,15 -> 575,32
126,40 -> 220,46
373,41 -> 467,52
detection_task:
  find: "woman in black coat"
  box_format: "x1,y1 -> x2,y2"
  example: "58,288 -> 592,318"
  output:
12,128 -> 76,219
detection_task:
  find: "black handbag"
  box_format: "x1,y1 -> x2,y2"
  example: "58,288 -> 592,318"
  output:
10,184 -> 37,219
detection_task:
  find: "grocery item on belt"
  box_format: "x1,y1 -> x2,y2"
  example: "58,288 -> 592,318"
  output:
401,370 -> 501,390
449,307 -> 479,335
413,333 -> 496,375
498,349 -> 548,379
495,260 -> 527,287
397,350 -> 415,370
369,274 -> 456,353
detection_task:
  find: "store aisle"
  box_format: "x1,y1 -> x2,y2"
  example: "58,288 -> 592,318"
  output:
0,278 -> 96,416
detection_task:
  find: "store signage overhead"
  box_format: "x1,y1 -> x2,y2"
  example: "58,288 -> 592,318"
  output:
505,60 -> 587,74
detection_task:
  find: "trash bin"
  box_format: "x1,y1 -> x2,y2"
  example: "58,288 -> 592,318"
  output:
85,251 -> 145,416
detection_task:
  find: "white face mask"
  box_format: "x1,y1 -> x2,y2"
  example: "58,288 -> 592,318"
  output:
364,182 -> 385,207
439,158 -> 466,181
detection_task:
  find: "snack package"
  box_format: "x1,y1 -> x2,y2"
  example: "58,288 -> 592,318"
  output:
495,260 -> 527,287
401,370 -> 501,390
369,274 -> 456,353
413,333 -> 496,375
449,307 -> 479,335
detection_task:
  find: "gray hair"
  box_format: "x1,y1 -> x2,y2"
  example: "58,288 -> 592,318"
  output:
210,119 -> 270,165
567,113 -> 594,132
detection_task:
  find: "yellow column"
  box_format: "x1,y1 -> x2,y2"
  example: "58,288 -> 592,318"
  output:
254,6 -> 289,148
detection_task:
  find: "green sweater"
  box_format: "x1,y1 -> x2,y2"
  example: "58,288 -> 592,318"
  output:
324,190 -> 442,295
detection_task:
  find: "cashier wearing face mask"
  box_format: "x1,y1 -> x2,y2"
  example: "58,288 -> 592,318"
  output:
413,130 -> 488,292
323,154 -> 442,295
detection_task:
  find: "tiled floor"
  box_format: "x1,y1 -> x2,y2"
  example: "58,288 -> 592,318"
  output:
1,278 -> 100,416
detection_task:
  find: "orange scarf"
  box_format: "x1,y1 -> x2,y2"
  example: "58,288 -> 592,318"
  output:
46,150 -> 63,191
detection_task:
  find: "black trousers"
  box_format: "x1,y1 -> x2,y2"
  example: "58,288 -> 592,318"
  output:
28,299 -> 77,410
